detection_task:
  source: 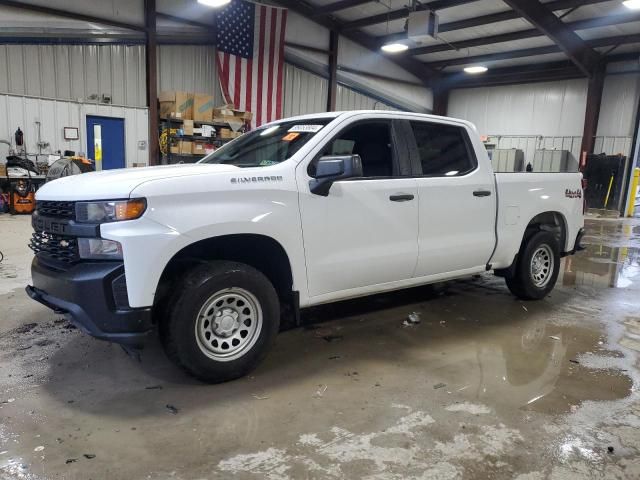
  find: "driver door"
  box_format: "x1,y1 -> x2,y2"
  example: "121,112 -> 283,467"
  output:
297,118 -> 419,300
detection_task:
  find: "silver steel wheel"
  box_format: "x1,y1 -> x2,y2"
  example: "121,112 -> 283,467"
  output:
530,244 -> 554,288
194,288 -> 263,362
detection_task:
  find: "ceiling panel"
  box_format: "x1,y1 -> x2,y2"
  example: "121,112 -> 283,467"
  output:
442,52 -> 571,72
576,21 -> 640,40
415,36 -> 556,62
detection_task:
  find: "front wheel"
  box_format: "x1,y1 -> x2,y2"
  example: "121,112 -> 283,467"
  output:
160,261 -> 280,383
505,231 -> 560,300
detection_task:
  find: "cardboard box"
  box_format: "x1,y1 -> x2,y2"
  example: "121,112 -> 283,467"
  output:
159,91 -> 194,120
183,119 -> 194,135
232,109 -> 253,122
219,128 -> 233,139
179,140 -> 193,155
170,142 -> 180,154
194,94 -> 215,122
0,163 -> 6,176
192,141 -> 207,155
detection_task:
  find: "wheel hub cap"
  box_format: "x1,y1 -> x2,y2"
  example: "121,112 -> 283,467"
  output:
195,288 -> 263,362
530,244 -> 554,288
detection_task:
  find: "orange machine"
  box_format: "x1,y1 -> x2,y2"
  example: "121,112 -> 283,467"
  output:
10,178 -> 35,214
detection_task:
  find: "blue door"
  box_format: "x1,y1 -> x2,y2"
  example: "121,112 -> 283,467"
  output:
86,115 -> 125,170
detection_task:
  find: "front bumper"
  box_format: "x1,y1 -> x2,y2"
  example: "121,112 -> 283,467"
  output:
26,257 -> 153,347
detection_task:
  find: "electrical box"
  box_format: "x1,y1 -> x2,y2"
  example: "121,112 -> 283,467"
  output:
408,10 -> 438,42
491,149 -> 524,172
532,150 -> 578,172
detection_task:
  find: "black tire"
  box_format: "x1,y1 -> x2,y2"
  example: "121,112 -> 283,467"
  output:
504,231 -> 560,300
160,261 -> 280,383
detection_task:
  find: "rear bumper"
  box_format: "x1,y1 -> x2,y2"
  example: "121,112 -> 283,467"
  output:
26,257 -> 153,347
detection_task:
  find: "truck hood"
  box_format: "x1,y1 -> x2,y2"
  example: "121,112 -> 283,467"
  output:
36,164 -> 240,201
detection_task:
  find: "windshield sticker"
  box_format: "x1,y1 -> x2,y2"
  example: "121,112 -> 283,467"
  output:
282,132 -> 300,142
288,125 -> 323,133
258,159 -> 279,166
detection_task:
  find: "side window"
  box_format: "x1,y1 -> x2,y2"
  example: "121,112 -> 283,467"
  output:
320,121 -> 395,178
410,121 -> 476,176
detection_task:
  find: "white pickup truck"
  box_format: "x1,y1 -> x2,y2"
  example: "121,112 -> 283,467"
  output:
26,111 -> 584,382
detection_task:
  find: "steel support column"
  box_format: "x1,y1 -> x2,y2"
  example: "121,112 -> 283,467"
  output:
432,88 -> 449,116
580,64 -> 605,157
145,0 -> 159,166
327,30 -> 339,112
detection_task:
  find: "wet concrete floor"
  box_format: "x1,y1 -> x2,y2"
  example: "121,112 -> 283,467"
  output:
0,214 -> 639,479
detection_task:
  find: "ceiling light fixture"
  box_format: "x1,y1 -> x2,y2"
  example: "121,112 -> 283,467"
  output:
381,42 -> 409,53
464,65 -> 488,74
197,0 -> 231,7
622,0 -> 640,9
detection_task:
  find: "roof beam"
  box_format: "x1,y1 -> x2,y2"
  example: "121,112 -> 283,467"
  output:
441,52 -> 635,88
342,0 -> 481,30
0,0 -> 146,31
156,12 -> 215,31
378,0 -> 608,45
409,11 -> 640,56
501,0 -> 600,76
316,0 -> 372,15
274,0 -> 437,86
424,33 -> 640,68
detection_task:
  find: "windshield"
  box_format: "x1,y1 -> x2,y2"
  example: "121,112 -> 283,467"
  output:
199,118 -> 333,167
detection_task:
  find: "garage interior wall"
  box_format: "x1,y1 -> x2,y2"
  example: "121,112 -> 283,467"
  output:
0,93 -> 149,168
0,44 -> 146,107
0,43 -> 225,167
283,63 -> 396,117
157,45 -> 223,104
284,11 -> 432,113
449,70 -> 640,165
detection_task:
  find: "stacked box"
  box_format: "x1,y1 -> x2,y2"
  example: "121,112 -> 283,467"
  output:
183,119 -> 194,135
179,140 -> 193,155
194,95 -> 215,122
159,91 -> 194,120
192,141 -> 207,155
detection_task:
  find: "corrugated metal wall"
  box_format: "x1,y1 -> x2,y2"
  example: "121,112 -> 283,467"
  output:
0,44 -> 146,106
0,44 -> 223,107
283,63 -> 328,117
157,45 -> 222,102
449,76 -> 639,162
449,79 -> 590,137
283,63 -> 396,117
336,84 -> 395,111
597,73 -> 640,137
0,93 -> 149,168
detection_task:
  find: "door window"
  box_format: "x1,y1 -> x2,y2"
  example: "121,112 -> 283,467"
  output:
410,121 -> 476,177
319,121 -> 396,178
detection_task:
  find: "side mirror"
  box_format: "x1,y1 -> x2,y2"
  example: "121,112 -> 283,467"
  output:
309,155 -> 363,196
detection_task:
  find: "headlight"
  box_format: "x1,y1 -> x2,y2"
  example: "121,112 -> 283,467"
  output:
75,198 -> 146,223
78,238 -> 123,260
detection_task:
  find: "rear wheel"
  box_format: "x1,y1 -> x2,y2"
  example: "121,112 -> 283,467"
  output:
161,261 -> 280,383
505,231 -> 560,300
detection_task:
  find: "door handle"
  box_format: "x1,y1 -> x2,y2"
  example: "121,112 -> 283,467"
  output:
389,194 -> 414,202
473,190 -> 492,197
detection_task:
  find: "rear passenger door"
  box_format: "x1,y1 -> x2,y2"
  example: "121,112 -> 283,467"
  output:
406,119 -> 496,277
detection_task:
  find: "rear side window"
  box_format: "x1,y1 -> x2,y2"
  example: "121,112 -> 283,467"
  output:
410,121 -> 476,176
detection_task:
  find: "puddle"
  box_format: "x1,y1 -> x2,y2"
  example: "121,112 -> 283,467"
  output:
561,219 -> 640,290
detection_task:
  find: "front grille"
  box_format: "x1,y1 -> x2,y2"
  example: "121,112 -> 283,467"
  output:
29,231 -> 80,264
36,200 -> 76,220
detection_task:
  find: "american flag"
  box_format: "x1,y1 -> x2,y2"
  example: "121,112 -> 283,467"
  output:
215,0 -> 288,129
